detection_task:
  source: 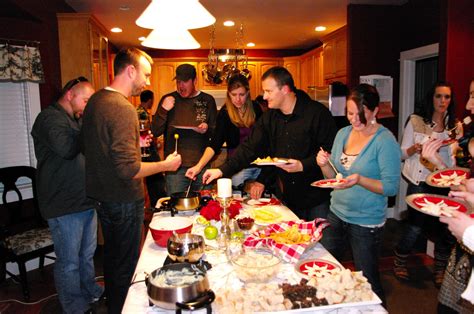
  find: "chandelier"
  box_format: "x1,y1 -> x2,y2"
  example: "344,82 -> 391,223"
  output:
202,24 -> 251,85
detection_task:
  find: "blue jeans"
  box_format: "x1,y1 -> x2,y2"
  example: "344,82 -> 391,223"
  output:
165,166 -> 210,195
292,200 -> 330,221
321,211 -> 385,302
47,209 -> 103,314
95,199 -> 144,314
231,167 -> 261,189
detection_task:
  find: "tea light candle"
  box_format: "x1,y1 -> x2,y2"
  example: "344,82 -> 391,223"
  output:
217,178 -> 232,198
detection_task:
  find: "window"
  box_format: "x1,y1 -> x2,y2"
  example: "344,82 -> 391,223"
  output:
0,82 -> 41,199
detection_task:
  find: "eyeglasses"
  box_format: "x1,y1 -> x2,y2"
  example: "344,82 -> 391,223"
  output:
62,76 -> 89,93
434,94 -> 451,100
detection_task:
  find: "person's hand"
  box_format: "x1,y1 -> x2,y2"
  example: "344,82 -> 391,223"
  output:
164,153 -> 181,171
439,210 -> 474,241
161,96 -> 175,111
185,164 -> 202,180
202,168 -> 223,185
248,181 -> 265,199
461,178 -> 474,193
195,122 -> 208,134
421,138 -> 445,168
140,131 -> 153,148
276,159 -> 303,173
316,150 -> 330,167
449,190 -> 474,208
332,173 -> 360,189
408,143 -> 422,156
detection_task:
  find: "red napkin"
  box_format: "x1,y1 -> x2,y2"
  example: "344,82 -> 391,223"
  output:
251,198 -> 281,206
199,200 -> 242,221
243,219 -> 329,263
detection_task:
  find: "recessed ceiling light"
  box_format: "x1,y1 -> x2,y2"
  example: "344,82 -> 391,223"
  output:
223,20 -> 235,27
111,27 -> 123,33
119,5 -> 130,11
247,42 -> 255,47
315,26 -> 326,32
138,36 -> 146,41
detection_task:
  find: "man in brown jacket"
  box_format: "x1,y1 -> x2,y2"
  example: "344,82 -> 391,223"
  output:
82,48 -> 181,313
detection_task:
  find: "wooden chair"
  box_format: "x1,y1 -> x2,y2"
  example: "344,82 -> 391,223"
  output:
0,166 -> 55,300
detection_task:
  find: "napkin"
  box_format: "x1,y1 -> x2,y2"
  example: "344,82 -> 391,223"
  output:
243,219 -> 329,263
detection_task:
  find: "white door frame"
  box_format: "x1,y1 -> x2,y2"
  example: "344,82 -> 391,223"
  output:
392,43 -> 439,220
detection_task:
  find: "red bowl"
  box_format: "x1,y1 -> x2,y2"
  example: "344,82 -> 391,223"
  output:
149,216 -> 193,247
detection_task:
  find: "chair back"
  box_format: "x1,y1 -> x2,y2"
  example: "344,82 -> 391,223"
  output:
0,166 -> 43,236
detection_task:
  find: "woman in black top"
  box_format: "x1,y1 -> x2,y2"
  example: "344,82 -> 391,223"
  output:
186,74 -> 262,190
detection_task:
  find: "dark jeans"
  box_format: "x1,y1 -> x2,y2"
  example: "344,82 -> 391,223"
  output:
396,182 -> 455,263
321,211 -> 385,302
95,199 -> 144,314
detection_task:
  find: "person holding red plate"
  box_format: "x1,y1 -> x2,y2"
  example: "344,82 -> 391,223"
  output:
316,83 -> 401,303
393,81 -> 462,288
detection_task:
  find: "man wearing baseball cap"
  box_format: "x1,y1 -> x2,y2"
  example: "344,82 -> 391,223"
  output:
152,64 -> 217,194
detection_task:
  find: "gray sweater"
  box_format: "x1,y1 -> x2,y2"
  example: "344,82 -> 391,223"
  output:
82,89 -> 143,203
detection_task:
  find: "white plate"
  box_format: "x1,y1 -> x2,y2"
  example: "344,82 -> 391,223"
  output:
251,206 -> 284,226
172,125 -> 199,131
251,158 -> 289,166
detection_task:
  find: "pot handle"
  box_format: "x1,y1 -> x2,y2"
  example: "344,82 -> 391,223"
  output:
175,290 -> 215,311
154,197 -> 171,213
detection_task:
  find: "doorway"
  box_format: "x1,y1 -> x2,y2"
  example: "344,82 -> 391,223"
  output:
393,43 -> 439,220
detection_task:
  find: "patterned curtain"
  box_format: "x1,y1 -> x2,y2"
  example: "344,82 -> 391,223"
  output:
0,43 -> 45,83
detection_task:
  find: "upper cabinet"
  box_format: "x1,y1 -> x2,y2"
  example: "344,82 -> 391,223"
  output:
57,13 -> 110,90
150,59 -> 281,100
299,47 -> 324,93
322,26 -> 347,84
283,57 -> 301,89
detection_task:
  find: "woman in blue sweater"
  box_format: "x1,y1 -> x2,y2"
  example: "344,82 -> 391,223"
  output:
316,84 -> 401,302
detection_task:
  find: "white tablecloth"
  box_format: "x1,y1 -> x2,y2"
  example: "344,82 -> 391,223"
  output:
122,208 -> 387,314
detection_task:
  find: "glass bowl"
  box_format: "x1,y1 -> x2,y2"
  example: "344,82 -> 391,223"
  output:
230,247 -> 281,283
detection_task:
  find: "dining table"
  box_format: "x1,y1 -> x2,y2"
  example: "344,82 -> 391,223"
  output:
122,200 -> 388,313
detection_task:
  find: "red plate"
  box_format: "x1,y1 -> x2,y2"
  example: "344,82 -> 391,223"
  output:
425,167 -> 470,188
441,138 -> 457,146
311,178 -> 347,188
295,259 -> 341,277
406,193 -> 470,217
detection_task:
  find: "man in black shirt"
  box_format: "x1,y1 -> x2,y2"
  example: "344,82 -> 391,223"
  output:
203,66 -> 337,220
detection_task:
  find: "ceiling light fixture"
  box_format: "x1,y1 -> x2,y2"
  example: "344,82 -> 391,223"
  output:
223,20 -> 235,27
247,42 -> 255,47
203,24 -> 250,85
136,0 -> 215,30
141,28 -> 200,49
111,27 -> 123,33
315,26 -> 326,32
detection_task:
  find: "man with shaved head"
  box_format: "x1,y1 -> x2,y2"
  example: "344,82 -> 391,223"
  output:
31,77 -> 103,313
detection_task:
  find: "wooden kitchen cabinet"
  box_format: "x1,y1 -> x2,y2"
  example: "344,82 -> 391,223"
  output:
248,60 -> 280,96
322,26 -> 347,84
57,13 -> 110,90
283,57 -> 301,89
299,47 -> 324,93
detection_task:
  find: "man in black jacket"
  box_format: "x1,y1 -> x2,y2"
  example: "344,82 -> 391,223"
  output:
203,66 -> 337,220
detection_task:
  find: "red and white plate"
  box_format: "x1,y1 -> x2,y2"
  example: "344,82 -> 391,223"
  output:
426,167 -> 470,188
441,138 -> 457,146
406,193 -> 470,217
295,259 -> 341,277
311,178 -> 347,188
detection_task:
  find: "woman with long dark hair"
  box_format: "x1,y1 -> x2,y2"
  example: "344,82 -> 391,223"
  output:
393,81 -> 462,288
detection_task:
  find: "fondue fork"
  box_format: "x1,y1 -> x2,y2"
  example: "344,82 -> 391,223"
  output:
319,147 -> 342,178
